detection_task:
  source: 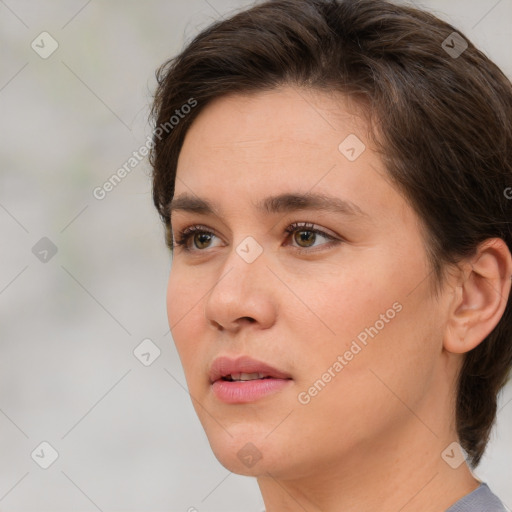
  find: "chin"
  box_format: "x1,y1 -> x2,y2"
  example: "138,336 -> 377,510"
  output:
203,424 -> 285,476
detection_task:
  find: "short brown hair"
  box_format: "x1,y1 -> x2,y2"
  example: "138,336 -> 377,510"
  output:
149,0 -> 512,467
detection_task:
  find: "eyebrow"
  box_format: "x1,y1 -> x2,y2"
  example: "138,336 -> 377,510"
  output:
168,191 -> 367,219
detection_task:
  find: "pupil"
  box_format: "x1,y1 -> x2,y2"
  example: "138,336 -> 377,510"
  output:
296,230 -> 315,247
195,233 -> 211,249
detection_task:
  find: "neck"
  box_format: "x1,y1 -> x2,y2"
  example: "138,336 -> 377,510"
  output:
257,400 -> 479,512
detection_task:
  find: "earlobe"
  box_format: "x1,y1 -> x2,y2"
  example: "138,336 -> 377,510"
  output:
444,238 -> 512,355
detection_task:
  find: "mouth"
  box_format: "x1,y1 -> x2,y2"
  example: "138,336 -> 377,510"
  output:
222,372 -> 276,382
209,355 -> 292,403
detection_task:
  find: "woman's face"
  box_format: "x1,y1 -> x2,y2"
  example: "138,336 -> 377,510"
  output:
167,86 -> 453,478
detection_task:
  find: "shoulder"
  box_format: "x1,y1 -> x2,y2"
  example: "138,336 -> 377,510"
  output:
445,483 -> 508,512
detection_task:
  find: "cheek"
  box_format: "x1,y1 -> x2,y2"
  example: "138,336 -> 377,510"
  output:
291,297 -> 439,453
166,266 -> 183,330
292,244 -> 438,387
166,265 -> 205,374
288,253 -> 401,350
166,261 -> 208,327
308,264 -> 439,406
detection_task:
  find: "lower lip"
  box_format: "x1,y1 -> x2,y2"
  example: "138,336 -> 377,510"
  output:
211,378 -> 291,403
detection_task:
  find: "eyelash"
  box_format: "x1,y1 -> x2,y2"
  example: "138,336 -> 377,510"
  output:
173,222 -> 340,254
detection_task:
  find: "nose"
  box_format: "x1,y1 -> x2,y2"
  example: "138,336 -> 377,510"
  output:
203,240 -> 278,333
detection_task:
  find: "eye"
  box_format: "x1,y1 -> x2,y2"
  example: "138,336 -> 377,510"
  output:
173,222 -> 340,254
173,224 -> 222,251
284,222 -> 339,252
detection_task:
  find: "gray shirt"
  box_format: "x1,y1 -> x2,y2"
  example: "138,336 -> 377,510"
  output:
260,482 -> 507,511
445,483 -> 508,512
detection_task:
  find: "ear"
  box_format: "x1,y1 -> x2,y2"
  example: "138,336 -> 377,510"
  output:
444,238 -> 512,354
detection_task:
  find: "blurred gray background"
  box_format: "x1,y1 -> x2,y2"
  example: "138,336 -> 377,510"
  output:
1,0 -> 511,511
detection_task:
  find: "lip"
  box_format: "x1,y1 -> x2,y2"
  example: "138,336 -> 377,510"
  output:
209,355 -> 291,383
209,355 -> 292,404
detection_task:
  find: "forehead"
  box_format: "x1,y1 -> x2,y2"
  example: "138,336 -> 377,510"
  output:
179,86 -> 365,159
173,86 -> 398,221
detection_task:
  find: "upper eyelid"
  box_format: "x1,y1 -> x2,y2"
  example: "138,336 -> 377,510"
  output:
172,217 -> 339,234
174,221 -> 336,237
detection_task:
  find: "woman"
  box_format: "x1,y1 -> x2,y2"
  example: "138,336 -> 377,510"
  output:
149,0 -> 512,510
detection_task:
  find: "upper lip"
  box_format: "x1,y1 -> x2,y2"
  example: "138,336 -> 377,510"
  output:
209,355 -> 292,383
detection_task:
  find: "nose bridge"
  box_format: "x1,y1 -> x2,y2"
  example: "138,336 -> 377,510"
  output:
212,233 -> 268,301
234,234 -> 266,266
204,233 -> 275,329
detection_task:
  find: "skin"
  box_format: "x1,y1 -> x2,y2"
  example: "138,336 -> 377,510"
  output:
166,85 -> 512,512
